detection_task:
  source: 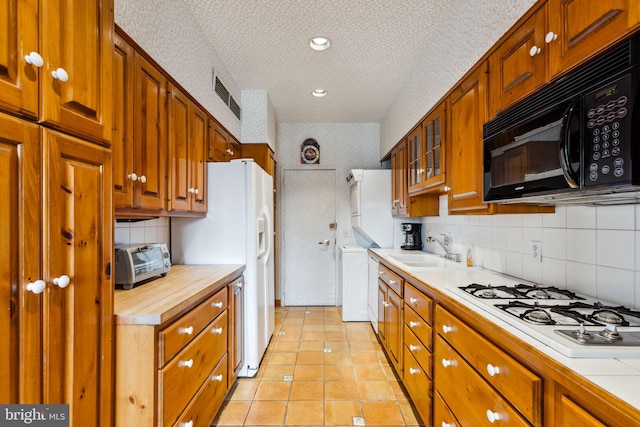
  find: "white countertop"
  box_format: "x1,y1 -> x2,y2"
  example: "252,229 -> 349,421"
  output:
369,248 -> 640,411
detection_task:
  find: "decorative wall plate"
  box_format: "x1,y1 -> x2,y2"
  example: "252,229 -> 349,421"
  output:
301,138 -> 320,164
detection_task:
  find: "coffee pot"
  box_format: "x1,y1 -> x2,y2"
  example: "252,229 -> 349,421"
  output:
400,223 -> 422,250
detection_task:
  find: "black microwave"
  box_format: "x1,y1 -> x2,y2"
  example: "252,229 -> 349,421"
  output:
483,30 -> 640,205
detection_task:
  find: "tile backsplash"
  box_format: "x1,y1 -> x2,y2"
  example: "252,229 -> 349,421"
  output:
419,196 -> 640,309
114,217 -> 170,246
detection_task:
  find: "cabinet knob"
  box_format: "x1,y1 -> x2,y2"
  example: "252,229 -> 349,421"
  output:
24,51 -> 44,67
178,326 -> 194,335
52,67 -> 69,82
545,31 -> 558,43
409,297 -> 418,304
389,279 -> 396,285
188,188 -> 194,194
53,275 -> 70,288
486,363 -> 502,376
409,321 -> 420,328
178,359 -> 194,368
529,46 -> 541,57
211,374 -> 224,382
441,358 -> 457,368
139,175 -> 147,184
26,279 -> 47,294
409,345 -> 420,352
408,368 -> 421,375
486,410 -> 501,423
127,173 -> 138,182
211,327 -> 224,335
179,420 -> 193,427
442,422 -> 456,427
443,186 -> 450,192
442,324 -> 454,334
193,188 -> 199,195
212,301 -> 224,308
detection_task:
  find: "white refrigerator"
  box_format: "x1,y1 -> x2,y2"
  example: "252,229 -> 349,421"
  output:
171,159 -> 274,377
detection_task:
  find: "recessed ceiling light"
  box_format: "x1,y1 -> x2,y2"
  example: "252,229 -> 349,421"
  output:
309,36 -> 331,51
312,89 -> 327,97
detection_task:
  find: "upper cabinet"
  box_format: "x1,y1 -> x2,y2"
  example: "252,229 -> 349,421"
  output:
547,0 -> 640,77
391,140 -> 408,216
408,101 -> 446,195
113,31 -> 166,215
242,143 -> 276,176
0,0 -> 113,144
208,121 -> 241,162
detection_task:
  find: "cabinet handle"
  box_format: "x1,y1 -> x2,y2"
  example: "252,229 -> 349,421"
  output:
545,31 -> 558,43
53,275 -> 70,288
442,324 -> 454,334
211,327 -> 224,334
188,188 -> 194,194
409,345 -> 420,352
178,326 -> 194,335
51,67 -> 69,82
178,359 -> 194,368
441,358 -> 457,368
179,420 -> 193,427
211,374 -> 224,382
193,188 -> 199,195
389,279 -> 396,285
409,321 -> 420,328
529,46 -> 541,56
212,301 -> 224,308
443,186 -> 450,192
442,423 -> 456,427
139,175 -> 147,184
409,297 -> 418,304
383,301 -> 390,307
127,173 -> 138,182
408,368 -> 420,375
378,270 -> 384,276
486,364 -> 501,377
486,410 -> 501,423
24,51 -> 44,67
26,279 -> 47,294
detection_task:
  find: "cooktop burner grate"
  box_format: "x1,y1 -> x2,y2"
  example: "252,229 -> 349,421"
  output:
459,283 -> 585,300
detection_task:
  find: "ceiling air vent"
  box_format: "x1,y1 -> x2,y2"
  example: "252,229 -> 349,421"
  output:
214,76 -> 230,104
229,96 -> 241,120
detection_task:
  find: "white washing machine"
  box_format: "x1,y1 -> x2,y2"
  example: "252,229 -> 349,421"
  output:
338,245 -> 369,321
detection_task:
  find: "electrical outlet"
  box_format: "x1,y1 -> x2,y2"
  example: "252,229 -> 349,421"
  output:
532,240 -> 542,263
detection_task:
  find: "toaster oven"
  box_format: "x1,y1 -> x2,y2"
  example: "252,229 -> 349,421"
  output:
115,243 -> 171,289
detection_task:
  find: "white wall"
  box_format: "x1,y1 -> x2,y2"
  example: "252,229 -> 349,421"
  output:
241,90 -> 278,150
419,197 -> 640,309
114,0 -> 241,138
276,123 -> 383,300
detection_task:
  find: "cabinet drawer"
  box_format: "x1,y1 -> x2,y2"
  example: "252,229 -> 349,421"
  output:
434,391 -> 460,427
378,263 -> 403,296
404,282 -> 432,324
173,354 -> 228,427
436,306 -> 541,425
435,335 -> 530,427
403,347 -> 431,425
159,287 -> 228,365
160,311 -> 228,426
405,306 -> 432,351
404,324 -> 432,378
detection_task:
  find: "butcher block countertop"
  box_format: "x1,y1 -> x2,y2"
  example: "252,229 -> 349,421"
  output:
114,264 -> 245,326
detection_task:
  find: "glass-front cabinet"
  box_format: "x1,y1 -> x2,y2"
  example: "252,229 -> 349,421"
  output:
409,101 -> 446,195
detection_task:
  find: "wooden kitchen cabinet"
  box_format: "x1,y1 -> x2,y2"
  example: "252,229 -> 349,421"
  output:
547,0 -> 640,78
1,112 -> 113,424
377,264 -> 403,375
242,143 -> 276,176
409,102 -> 446,195
167,84 -> 207,215
0,0 -> 113,145
113,32 -> 166,214
208,120 -> 241,162
391,140 -> 408,216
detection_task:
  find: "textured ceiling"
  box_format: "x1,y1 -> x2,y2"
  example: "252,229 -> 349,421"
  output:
182,0 -> 452,123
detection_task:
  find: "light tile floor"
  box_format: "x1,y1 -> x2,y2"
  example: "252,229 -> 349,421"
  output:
213,306 -> 424,426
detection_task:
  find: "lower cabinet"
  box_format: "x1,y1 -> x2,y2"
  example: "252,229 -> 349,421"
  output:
115,268 -> 243,426
377,264 -> 403,374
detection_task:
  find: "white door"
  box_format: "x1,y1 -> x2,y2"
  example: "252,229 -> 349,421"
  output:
282,169 -> 336,306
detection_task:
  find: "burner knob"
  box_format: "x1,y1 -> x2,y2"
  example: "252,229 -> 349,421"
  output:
599,323 -> 622,341
577,323 -> 590,337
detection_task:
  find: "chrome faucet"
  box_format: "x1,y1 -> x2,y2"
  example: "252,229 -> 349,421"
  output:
426,232 -> 461,262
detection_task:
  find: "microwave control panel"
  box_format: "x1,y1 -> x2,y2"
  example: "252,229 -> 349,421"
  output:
583,73 -> 633,186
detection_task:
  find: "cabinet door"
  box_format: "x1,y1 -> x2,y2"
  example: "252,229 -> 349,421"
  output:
0,114 -> 40,404
555,394 -> 606,427
407,125 -> 423,191
377,281 -> 387,342
43,129 -> 113,426
448,64 -> 488,213
190,103 -> 208,213
391,141 -> 408,216
548,0 -> 640,77
0,0 -> 39,119
112,32 -> 135,209
167,85 -> 191,212
208,121 -> 230,162
133,53 -> 165,211
489,4 -> 548,116
229,136 -> 241,160
386,289 -> 403,373
40,0 -> 113,143
421,102 -> 446,191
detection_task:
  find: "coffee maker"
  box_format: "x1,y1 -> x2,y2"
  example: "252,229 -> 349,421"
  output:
400,223 -> 422,250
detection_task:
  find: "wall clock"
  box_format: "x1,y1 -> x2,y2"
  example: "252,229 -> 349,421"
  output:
301,138 -> 320,164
